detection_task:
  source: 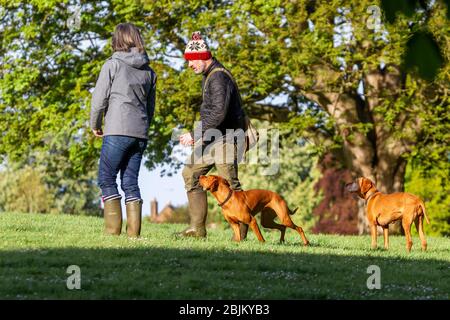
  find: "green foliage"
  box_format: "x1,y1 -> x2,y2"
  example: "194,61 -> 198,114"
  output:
404,31 -> 444,81
0,166 -> 53,213
34,144 -> 102,216
1,0 -> 447,173
0,160 -> 101,216
405,162 -> 450,237
381,0 -> 445,80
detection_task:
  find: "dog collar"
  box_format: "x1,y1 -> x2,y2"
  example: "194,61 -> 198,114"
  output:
218,189 -> 233,207
365,190 -> 379,203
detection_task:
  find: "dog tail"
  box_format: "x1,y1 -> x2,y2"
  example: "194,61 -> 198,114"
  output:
290,207 -> 298,215
419,202 -> 430,224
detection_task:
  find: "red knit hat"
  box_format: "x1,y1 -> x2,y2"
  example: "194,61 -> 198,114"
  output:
184,31 -> 212,60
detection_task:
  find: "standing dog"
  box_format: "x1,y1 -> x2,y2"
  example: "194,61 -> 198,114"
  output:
199,175 -> 309,245
346,177 -> 429,252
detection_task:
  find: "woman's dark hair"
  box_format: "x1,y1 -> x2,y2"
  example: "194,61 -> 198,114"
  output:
112,23 -> 145,53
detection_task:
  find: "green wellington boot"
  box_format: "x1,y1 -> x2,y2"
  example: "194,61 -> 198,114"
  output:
104,198 -> 122,235
126,200 -> 142,238
176,191 -> 208,238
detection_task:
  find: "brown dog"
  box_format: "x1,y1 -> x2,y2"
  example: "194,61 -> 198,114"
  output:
346,177 -> 429,252
199,175 -> 309,245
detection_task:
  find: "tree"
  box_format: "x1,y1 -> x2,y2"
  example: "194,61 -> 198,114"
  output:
0,158 -> 101,215
1,1 -> 448,232
0,166 -> 52,213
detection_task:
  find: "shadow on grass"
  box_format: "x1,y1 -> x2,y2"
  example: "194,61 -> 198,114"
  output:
0,246 -> 448,300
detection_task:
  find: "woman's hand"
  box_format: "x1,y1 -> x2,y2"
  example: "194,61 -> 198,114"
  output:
179,132 -> 194,146
92,129 -> 103,137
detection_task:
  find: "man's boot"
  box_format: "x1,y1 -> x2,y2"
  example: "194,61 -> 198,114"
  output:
104,198 -> 122,235
126,200 -> 142,237
232,223 -> 249,241
176,191 -> 208,238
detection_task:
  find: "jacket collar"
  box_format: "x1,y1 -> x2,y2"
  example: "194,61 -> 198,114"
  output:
203,58 -> 220,77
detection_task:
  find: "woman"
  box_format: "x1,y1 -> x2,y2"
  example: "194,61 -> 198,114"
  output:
90,23 -> 156,237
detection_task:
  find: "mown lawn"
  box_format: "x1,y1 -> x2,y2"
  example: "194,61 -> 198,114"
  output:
0,212 -> 449,299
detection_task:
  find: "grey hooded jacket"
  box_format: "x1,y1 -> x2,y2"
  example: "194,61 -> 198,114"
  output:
90,47 -> 156,140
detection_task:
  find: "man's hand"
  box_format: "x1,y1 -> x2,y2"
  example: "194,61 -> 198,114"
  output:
179,132 -> 194,146
92,129 -> 103,137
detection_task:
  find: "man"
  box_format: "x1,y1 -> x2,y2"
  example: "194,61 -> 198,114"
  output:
177,31 -> 248,239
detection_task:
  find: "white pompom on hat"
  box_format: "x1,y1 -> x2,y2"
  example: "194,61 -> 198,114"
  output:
184,31 -> 212,60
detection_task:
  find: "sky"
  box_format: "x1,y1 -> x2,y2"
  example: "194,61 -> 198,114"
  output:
142,164 -> 186,217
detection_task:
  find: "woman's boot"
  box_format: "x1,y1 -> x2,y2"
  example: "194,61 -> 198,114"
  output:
104,198 -> 122,235
126,200 -> 142,237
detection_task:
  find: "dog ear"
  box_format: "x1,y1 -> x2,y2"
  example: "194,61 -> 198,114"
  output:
216,176 -> 230,187
360,177 -> 373,194
210,179 -> 219,192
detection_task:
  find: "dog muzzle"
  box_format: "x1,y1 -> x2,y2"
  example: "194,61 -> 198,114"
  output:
346,182 -> 359,193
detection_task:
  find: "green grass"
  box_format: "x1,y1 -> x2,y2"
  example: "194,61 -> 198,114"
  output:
0,212 -> 449,300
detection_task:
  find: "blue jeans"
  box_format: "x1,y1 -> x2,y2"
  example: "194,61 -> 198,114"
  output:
98,135 -> 147,203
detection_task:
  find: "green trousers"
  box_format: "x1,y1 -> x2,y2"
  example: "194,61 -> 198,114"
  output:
182,140 -> 242,192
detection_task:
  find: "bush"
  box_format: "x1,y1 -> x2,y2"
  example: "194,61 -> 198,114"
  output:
0,163 -> 101,216
0,166 -> 53,213
405,163 -> 450,237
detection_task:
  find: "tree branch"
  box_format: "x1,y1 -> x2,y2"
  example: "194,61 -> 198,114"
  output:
246,103 -> 291,122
